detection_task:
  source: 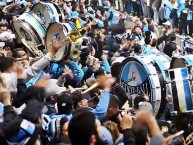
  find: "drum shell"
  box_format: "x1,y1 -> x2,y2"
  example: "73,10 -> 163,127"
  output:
32,2 -> 65,28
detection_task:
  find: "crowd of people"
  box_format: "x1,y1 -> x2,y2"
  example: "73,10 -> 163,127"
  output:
0,0 -> 193,145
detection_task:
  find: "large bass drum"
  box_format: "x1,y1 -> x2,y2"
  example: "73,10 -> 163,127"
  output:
118,54 -> 171,117
12,12 -> 46,57
32,2 -> 65,28
170,55 -> 193,70
167,67 -> 193,112
45,22 -> 82,62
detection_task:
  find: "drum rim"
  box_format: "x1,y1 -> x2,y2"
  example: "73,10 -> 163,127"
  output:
118,56 -> 167,116
28,11 -> 46,30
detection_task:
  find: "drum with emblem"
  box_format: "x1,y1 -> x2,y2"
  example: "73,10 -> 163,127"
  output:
118,54 -> 171,116
12,12 -> 46,57
32,2 -> 65,28
45,22 -> 82,62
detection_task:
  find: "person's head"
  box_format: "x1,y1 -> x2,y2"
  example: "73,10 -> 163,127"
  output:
145,37 -> 151,45
68,111 -> 102,145
103,121 -> 119,143
169,33 -> 176,42
122,41 -> 132,52
140,16 -> 147,25
66,0 -> 72,6
26,0 -> 32,8
0,57 -> 17,72
133,44 -> 142,54
57,93 -> 73,115
106,94 -> 120,121
88,45 -> 95,56
20,99 -> 43,124
135,20 -> 143,29
151,39 -> 157,47
0,24 -> 7,33
133,95 -> 146,111
72,3 -> 80,12
132,124 -> 149,145
146,18 -> 153,25
13,48 -> 29,61
94,68 -> 105,79
59,0 -> 65,6
133,26 -> 142,35
71,90 -> 90,109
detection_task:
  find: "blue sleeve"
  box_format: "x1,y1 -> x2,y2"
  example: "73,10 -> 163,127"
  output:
101,60 -> 111,73
92,90 -> 110,120
67,61 -> 84,80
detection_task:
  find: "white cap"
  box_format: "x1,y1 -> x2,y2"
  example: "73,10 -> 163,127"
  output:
0,32 -> 15,41
0,42 -> 5,47
45,79 -> 66,98
6,0 -> 13,3
162,21 -> 172,27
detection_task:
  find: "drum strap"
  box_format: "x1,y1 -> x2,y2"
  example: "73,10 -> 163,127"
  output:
53,3 -> 63,21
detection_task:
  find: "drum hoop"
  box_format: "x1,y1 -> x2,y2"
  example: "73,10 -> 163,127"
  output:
119,56 -> 165,116
29,12 -> 46,30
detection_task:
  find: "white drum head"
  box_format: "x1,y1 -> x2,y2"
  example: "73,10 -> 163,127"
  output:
13,20 -> 40,50
45,23 -> 70,61
32,3 -> 52,27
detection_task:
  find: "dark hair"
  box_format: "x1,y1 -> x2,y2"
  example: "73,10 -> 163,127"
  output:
169,33 -> 176,41
132,124 -> 148,145
133,44 -> 142,54
0,57 -> 16,72
68,111 -> 101,145
145,37 -> 151,45
146,18 -> 153,24
151,39 -> 157,47
20,99 -> 43,123
133,95 -> 146,109
12,48 -> 25,58
108,94 -> 120,109
94,68 -> 105,78
111,62 -> 121,79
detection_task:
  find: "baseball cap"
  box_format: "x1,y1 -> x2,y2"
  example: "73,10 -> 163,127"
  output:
57,93 -> 73,115
138,102 -> 153,114
45,79 -> 66,98
162,21 -> 172,27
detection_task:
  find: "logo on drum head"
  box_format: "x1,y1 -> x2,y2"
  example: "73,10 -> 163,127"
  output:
37,12 -> 46,24
19,27 -> 32,42
52,32 -> 61,43
120,61 -> 151,97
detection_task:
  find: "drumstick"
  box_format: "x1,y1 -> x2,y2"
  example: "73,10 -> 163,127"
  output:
82,83 -> 99,94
